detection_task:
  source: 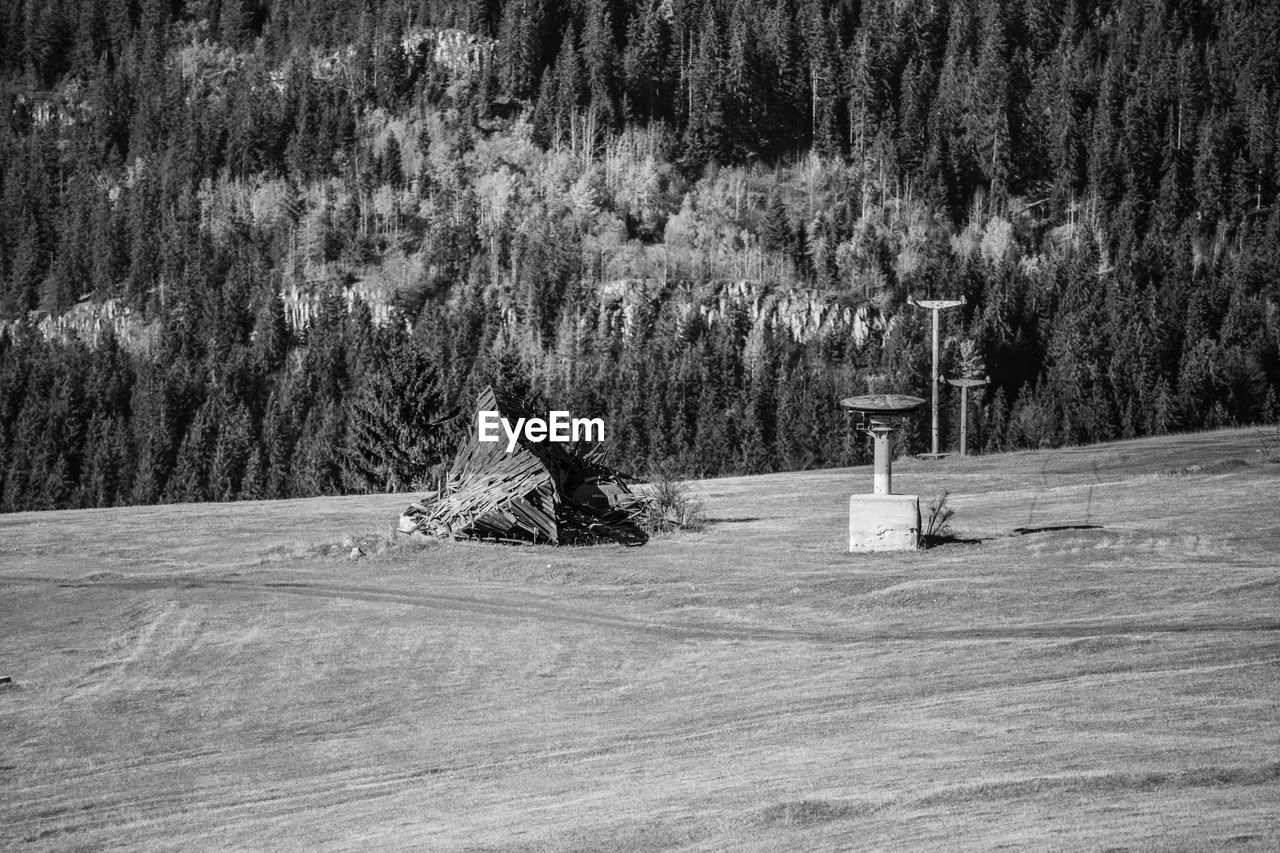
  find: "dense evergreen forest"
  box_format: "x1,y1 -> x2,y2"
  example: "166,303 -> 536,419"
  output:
1,0 -> 1279,511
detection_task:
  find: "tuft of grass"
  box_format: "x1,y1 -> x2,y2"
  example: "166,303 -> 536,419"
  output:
634,466 -> 707,535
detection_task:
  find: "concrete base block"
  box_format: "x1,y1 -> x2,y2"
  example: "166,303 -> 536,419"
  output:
849,494 -> 921,552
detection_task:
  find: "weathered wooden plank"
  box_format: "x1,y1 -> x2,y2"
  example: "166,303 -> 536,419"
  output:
400,385 -> 646,546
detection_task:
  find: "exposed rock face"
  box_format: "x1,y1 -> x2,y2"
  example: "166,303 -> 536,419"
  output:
279,281 -> 397,331
407,28 -> 496,78
3,299 -> 153,353
596,278 -> 885,346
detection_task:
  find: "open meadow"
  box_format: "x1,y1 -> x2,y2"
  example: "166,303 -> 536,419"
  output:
2,427 -> 1279,850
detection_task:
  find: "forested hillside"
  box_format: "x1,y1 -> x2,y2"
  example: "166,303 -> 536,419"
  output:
1,0 -> 1278,511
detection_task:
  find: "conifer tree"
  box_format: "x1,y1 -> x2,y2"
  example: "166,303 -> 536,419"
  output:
239,445 -> 266,501
582,0 -> 618,131
498,0 -> 547,101
972,0 -> 1012,198
682,11 -> 729,168
623,1 -> 674,122
289,399 -> 344,497
164,397 -> 218,503
801,1 -> 840,157
345,344 -> 456,492
260,388 -> 296,500
208,402 -> 253,501
550,25 -> 584,147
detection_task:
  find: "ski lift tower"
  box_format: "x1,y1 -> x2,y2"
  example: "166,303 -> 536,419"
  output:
909,296 -> 965,458
944,376 -> 989,456
840,393 -> 927,551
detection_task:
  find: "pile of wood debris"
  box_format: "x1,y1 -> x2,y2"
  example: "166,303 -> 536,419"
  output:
398,386 -> 647,546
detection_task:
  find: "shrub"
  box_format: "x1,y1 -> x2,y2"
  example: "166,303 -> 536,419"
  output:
922,489 -> 955,546
634,465 -> 707,534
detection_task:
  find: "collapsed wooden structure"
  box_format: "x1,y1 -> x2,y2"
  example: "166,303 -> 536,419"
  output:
398,387 -> 646,546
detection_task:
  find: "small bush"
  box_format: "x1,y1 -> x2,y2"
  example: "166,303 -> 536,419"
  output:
634,466 -> 707,534
922,489 -> 955,546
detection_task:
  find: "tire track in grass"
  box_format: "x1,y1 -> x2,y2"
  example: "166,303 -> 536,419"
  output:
17,646 -> 1280,828
9,641 -> 1279,843
15,717 -> 1280,846
750,761 -> 1280,830
73,574 -> 1280,646
14,712 -> 1280,845
13,575 -> 1277,842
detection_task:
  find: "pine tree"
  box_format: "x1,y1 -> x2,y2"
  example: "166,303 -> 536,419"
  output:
239,446 -> 265,501
380,135 -> 404,187
623,1 -> 674,122
69,0 -> 105,79
1193,112 -> 1227,229
682,11 -> 729,169
550,25 -> 584,148
289,399 -> 344,497
345,344 -> 457,492
801,0 -> 840,157
207,402 -> 252,501
164,397 -> 217,503
762,0 -> 805,156
762,189 -> 792,254
498,0 -> 547,101
846,31 -> 874,163
971,0 -> 1012,198
1176,337 -> 1223,430
260,388 -> 295,499
582,0 -> 618,132
984,386 -> 1009,452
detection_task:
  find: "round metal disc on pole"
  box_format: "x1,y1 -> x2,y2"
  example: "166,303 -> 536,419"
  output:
838,394 -> 928,417
842,394 -> 927,552
840,395 -> 926,495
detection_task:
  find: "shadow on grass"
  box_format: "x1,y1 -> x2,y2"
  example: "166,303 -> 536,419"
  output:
921,534 -> 990,548
705,516 -> 763,524
1011,524 -> 1103,535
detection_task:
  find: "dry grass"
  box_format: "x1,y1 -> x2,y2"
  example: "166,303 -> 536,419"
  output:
1,426 -> 1278,850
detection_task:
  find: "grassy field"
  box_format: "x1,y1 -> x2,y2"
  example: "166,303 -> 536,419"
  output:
2,427 -> 1279,850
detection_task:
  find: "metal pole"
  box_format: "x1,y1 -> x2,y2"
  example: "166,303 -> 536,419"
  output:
931,307 -> 940,456
944,377 -> 987,458
909,297 -> 964,458
870,424 -> 893,495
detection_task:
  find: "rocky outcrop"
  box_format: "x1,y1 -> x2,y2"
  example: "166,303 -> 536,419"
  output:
596,278 -> 884,346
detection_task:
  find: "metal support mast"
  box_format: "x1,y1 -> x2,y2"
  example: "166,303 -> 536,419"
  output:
909,297 -> 965,457
943,377 -> 989,456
